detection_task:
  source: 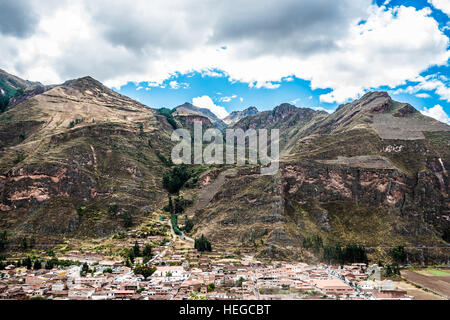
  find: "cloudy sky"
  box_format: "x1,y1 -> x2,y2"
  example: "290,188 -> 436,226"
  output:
0,0 -> 449,123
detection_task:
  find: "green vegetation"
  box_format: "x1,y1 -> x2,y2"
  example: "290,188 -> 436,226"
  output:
122,211 -> 133,229
443,228 -> 450,243
80,262 -> 90,276
158,108 -> 177,129
392,245 -> 407,264
426,269 -> 450,276
33,259 -> 42,270
184,215 -> 194,233
0,96 -> 9,113
207,283 -> 215,292
0,231 -> 7,252
384,264 -> 401,277
323,243 -> 368,264
68,118 -> 84,128
302,234 -> 323,253
156,152 -> 173,167
195,234 -> 212,252
133,265 -> 156,280
171,214 -> 182,236
163,164 -> 192,194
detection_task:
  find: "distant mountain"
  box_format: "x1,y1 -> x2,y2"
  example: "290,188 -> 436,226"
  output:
173,102 -> 227,130
223,106 -> 259,126
0,69 -> 52,110
233,103 -> 328,154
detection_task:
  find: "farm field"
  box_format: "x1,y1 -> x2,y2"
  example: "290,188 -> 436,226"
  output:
401,269 -> 450,299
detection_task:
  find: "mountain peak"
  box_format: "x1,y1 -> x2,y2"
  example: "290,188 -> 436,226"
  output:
62,76 -> 105,90
273,103 -> 297,116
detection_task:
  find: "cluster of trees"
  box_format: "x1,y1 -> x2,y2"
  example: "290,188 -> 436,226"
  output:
133,265 -> 157,280
302,234 -> 323,253
68,118 -> 84,128
0,256 -> 83,270
384,264 -> 401,277
184,216 -> 194,233
122,211 -> 133,229
107,204 -> 132,228
20,237 -> 35,250
0,96 -> 9,113
0,231 -> 7,252
171,214 -> 182,236
156,152 -> 173,167
443,228 -> 450,243
392,245 -> 407,264
163,165 -> 192,194
125,241 -> 153,266
195,235 -> 212,252
157,108 -> 177,129
323,243 -> 368,264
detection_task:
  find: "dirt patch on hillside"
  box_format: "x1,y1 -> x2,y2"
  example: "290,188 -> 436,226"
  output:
372,114 -> 449,140
316,155 -> 397,169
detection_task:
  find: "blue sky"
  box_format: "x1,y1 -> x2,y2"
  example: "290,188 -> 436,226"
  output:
1,0 -> 449,123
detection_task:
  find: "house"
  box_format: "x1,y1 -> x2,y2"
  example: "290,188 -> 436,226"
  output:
313,279 -> 354,296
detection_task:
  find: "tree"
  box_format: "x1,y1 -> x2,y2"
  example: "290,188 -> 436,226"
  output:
20,237 -> 28,250
33,259 -> 42,270
127,249 -> 135,264
133,241 -> 140,257
162,165 -> 191,194
133,265 -> 156,280
0,96 -> 9,113
392,246 -> 407,264
0,231 -> 7,252
443,228 -> 450,243
184,216 -> 194,233
45,258 -> 57,270
81,262 -> 89,276
168,195 -> 174,214
23,256 -> 32,270
195,234 -> 212,252
122,211 -> 132,229
142,244 -> 153,258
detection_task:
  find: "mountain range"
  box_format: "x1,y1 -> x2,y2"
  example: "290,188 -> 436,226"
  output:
0,69 -> 449,263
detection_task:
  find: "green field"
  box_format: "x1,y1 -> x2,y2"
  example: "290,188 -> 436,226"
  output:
426,269 -> 450,276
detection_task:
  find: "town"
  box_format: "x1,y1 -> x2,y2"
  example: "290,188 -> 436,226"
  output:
0,222 -> 426,301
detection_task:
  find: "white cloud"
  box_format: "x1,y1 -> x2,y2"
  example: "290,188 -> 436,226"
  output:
169,80 -> 189,89
0,1 -> 448,104
416,93 -> 431,98
428,0 -> 450,16
392,75 -> 450,102
192,95 -> 229,119
239,97 -> 244,102
219,94 -> 237,102
312,106 -> 333,113
290,98 -> 301,105
421,104 -> 450,124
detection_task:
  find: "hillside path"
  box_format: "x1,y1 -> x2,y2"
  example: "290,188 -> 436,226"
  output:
187,168 -> 238,215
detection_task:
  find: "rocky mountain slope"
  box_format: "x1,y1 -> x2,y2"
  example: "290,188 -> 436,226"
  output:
191,92 -> 450,262
0,75 -> 174,247
0,69 -> 448,263
223,106 -> 258,126
173,102 -> 226,130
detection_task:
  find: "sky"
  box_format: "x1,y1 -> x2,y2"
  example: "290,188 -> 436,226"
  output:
0,0 -> 449,123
